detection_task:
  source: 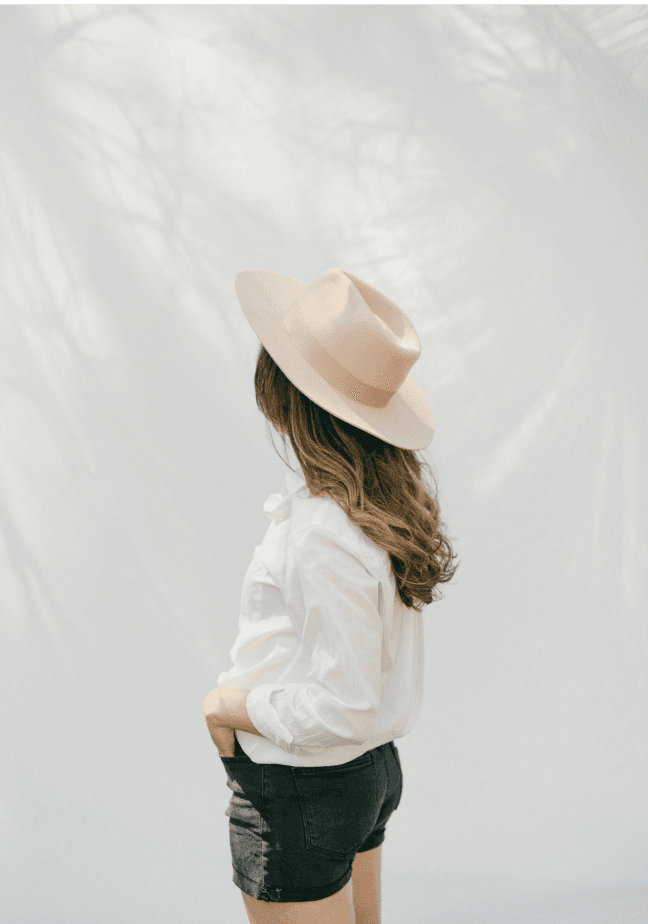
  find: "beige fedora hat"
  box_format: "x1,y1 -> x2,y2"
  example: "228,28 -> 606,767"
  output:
235,267 -> 435,451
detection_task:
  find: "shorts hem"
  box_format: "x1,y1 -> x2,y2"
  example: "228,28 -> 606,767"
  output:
357,830 -> 386,852
232,862 -> 354,904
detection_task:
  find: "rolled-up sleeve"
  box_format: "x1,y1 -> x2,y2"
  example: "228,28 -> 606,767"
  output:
245,523 -> 384,755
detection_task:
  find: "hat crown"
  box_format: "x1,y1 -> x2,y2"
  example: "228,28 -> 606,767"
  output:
281,268 -> 421,408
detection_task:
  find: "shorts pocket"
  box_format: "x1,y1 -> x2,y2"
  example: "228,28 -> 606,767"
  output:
292,753 -> 380,860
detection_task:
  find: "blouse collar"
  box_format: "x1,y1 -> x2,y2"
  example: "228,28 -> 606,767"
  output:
263,467 -> 309,524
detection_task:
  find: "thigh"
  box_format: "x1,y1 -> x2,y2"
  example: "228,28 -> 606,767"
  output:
351,843 -> 382,924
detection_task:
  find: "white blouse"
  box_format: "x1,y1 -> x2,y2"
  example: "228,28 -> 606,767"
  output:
217,465 -> 425,766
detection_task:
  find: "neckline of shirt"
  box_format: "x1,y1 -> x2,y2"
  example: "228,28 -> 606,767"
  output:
263,467 -> 309,524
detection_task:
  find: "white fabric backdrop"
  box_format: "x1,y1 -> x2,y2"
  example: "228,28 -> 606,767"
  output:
0,6 -> 646,922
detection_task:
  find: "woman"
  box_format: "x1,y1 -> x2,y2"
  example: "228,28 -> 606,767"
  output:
203,267 -> 458,924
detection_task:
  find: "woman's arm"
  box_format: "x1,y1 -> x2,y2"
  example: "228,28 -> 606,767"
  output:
203,686 -> 265,737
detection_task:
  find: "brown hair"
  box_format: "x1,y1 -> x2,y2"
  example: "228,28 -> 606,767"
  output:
254,344 -> 459,613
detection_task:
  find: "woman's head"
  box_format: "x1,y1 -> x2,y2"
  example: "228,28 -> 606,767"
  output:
254,343 -> 459,612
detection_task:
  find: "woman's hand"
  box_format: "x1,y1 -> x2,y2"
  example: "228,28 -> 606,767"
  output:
203,688 -> 236,757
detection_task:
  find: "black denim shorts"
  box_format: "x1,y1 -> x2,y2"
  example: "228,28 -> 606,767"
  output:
220,734 -> 403,904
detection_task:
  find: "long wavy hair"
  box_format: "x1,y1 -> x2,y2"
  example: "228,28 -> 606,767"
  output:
254,343 -> 459,613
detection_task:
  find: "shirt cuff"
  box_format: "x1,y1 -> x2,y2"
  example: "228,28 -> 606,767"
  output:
245,684 -> 297,752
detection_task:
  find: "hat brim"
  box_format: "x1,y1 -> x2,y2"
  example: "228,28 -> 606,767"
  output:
235,269 -> 435,451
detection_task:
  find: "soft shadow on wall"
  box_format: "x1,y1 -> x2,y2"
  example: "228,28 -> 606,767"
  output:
0,5 -> 646,923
